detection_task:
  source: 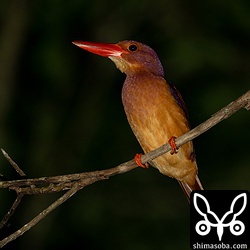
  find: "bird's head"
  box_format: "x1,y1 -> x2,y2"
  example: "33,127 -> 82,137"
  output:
73,40 -> 164,77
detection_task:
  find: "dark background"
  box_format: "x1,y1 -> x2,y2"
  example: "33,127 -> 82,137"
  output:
0,0 -> 249,249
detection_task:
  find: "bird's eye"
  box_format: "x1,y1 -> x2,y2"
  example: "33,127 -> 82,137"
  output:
128,44 -> 138,52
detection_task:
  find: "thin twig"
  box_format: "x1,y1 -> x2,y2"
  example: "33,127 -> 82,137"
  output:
1,149 -> 26,176
0,193 -> 24,229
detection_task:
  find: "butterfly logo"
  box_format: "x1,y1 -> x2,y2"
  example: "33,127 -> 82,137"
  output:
193,193 -> 247,241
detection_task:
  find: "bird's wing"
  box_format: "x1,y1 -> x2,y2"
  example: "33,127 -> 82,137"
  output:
168,82 -> 189,119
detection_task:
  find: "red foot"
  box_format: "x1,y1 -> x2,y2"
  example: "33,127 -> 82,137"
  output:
134,153 -> 149,169
168,136 -> 178,155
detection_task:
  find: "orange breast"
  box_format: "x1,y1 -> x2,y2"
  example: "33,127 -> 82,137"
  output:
122,73 -> 197,186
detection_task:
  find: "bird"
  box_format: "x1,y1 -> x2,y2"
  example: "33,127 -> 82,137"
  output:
72,40 -> 203,201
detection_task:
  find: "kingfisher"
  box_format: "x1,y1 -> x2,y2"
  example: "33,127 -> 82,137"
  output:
73,40 -> 203,201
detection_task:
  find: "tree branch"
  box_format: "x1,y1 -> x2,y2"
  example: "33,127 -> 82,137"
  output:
1,90 -> 249,192
0,193 -> 24,229
0,90 -> 249,248
1,149 -> 26,177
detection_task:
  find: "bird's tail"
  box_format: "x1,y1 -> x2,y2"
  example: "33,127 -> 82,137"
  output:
178,175 -> 203,203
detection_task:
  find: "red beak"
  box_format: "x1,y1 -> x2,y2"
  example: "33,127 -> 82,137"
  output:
72,41 -> 126,58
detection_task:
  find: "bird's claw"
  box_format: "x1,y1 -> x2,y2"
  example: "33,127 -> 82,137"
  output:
134,153 -> 149,168
168,136 -> 178,154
